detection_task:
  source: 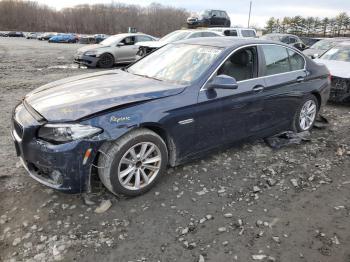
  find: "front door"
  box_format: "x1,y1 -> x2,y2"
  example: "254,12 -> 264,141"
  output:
116,36 -> 139,62
194,45 -> 267,151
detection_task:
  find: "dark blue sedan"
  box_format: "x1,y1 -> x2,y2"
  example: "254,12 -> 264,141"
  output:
12,38 -> 330,196
48,34 -> 78,43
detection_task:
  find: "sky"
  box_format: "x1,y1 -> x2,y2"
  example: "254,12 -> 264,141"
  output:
35,0 -> 350,27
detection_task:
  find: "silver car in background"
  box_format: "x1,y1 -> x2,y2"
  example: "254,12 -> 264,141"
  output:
74,33 -> 157,68
135,29 -> 222,58
314,41 -> 350,102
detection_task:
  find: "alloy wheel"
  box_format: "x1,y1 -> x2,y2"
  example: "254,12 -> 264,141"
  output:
299,100 -> 317,130
118,142 -> 162,191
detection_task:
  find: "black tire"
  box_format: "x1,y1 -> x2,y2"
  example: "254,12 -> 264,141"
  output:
97,53 -> 114,68
98,128 -> 168,197
293,94 -> 319,132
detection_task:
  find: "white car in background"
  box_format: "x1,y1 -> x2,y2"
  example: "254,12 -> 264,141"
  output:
135,29 -> 222,58
315,41 -> 350,102
208,27 -> 257,38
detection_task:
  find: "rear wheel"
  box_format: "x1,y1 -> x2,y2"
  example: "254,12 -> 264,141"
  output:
98,53 -> 114,68
294,95 -> 319,132
98,129 -> 168,197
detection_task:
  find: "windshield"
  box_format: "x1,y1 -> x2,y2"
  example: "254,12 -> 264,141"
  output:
321,45 -> 350,62
159,31 -> 192,44
127,43 -> 223,84
100,35 -> 122,46
310,39 -> 337,50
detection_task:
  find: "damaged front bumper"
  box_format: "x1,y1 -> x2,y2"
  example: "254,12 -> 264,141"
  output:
74,53 -> 99,68
329,77 -> 350,102
11,103 -> 104,193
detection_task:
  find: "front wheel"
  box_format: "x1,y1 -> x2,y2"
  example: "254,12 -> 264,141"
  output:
294,95 -> 319,132
97,53 -> 114,68
98,129 -> 168,197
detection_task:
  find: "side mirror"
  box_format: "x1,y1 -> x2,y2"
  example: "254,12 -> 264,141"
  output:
117,42 -> 125,47
208,75 -> 238,90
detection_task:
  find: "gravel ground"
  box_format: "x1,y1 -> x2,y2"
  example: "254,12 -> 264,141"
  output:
0,37 -> 350,262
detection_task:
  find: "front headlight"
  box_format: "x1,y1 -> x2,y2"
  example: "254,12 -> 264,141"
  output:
84,50 -> 98,56
38,123 -> 102,143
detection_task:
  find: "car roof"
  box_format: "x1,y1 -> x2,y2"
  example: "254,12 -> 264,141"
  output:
264,33 -> 298,37
210,27 -> 256,31
110,33 -> 148,37
175,37 -> 281,48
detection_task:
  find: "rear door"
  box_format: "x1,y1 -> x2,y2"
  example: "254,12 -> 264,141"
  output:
258,44 -> 307,132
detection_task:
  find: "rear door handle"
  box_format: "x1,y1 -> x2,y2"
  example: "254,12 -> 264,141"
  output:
252,85 -> 264,92
296,76 -> 305,83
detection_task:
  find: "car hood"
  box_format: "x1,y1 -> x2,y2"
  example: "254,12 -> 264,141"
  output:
25,70 -> 185,122
314,59 -> 350,78
135,41 -> 167,48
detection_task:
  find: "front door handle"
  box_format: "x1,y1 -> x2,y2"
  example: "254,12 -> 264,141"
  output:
296,76 -> 305,83
252,85 -> 264,92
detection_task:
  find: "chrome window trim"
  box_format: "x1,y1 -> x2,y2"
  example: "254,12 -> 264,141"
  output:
200,43 -> 307,91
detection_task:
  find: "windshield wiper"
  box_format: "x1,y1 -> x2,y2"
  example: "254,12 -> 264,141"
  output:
129,72 -> 163,81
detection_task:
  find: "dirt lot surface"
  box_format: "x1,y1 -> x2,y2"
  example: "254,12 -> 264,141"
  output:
0,38 -> 350,262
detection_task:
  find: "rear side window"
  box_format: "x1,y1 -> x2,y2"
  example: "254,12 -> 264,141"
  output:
136,35 -> 153,42
241,30 -> 256,37
262,45 -> 305,76
202,32 -> 219,37
288,49 -> 305,70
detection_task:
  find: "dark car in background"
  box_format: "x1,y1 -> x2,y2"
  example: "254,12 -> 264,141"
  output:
315,41 -> 350,102
261,33 -> 307,51
187,9 -> 231,28
303,37 -> 350,59
8,31 -> 24,37
12,37 -> 330,197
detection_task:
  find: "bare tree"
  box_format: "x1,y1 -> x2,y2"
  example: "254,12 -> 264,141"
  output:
0,0 -> 189,37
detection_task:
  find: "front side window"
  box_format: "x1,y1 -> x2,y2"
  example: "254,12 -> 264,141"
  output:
217,46 -> 257,81
121,36 -> 135,45
262,45 -> 305,75
127,44 -> 223,84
